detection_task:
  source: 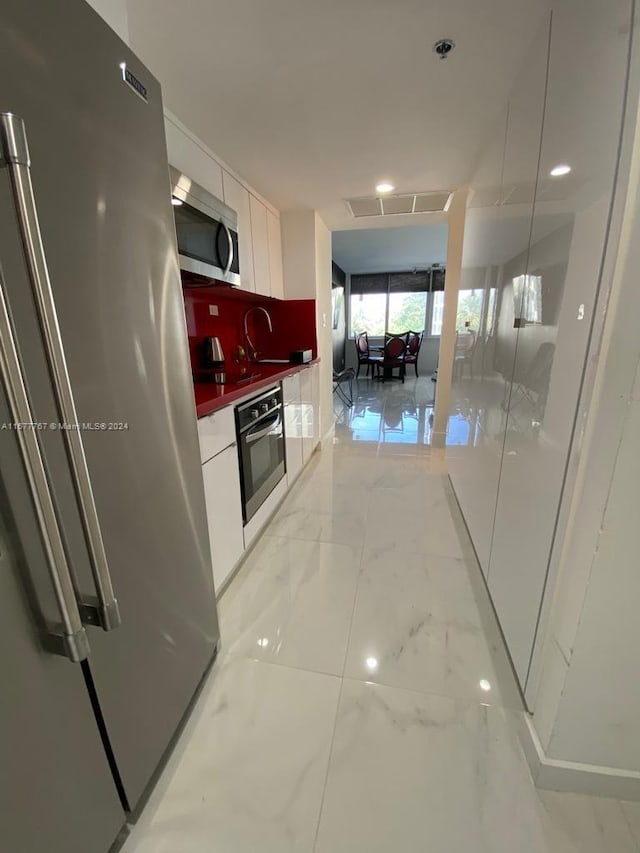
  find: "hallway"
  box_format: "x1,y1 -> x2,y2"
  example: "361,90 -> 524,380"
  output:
123,378 -> 640,852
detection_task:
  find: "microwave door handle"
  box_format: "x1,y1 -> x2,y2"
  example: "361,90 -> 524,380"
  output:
223,223 -> 234,276
0,113 -> 121,632
246,413 -> 282,444
0,269 -> 90,662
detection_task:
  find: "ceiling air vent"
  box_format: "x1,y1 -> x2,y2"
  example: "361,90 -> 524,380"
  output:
346,190 -> 452,218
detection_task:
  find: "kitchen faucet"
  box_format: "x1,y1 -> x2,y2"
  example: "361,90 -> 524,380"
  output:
243,305 -> 273,361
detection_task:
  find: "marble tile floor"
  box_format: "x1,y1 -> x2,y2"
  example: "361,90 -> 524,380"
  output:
122,378 -> 640,852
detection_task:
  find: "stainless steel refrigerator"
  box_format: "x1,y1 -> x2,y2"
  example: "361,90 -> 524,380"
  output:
0,2 -> 220,851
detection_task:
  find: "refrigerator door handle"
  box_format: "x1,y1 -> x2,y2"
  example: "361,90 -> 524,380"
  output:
0,112 -> 121,632
0,269 -> 90,662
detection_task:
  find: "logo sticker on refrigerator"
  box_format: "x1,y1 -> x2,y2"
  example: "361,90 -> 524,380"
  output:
119,63 -> 148,102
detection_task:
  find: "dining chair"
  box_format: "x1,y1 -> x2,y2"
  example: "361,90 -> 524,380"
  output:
377,333 -> 408,382
354,331 -> 376,378
453,330 -> 476,379
404,330 -> 424,377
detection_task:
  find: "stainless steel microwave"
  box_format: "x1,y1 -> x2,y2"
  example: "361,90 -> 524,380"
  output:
169,166 -> 241,286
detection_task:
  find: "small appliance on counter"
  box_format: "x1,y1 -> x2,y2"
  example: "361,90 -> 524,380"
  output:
199,336 -> 225,383
290,349 -> 313,364
203,334 -> 224,369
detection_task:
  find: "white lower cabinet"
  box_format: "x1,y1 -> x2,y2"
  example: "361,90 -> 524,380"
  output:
310,362 -> 321,446
299,366 -> 318,464
199,365 -> 321,592
283,373 -> 303,485
202,443 -> 244,594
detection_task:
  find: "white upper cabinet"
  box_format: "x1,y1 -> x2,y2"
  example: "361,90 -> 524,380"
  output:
249,194 -> 271,297
164,116 -> 224,201
222,171 -> 255,293
267,210 -> 284,300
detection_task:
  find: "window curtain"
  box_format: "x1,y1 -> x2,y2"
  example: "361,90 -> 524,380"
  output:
351,270 -> 442,295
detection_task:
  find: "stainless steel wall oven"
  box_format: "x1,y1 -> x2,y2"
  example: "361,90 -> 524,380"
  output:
236,387 -> 285,522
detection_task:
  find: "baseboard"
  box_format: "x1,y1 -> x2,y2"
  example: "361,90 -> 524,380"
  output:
518,712 -> 640,800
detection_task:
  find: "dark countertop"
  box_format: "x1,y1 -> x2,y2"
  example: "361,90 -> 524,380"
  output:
194,359 -> 320,418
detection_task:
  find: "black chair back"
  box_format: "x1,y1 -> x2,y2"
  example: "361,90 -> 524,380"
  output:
355,331 -> 370,360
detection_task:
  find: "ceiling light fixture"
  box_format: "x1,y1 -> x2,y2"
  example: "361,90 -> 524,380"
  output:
376,182 -> 395,194
479,679 -> 492,692
549,164 -> 571,177
171,196 -> 183,206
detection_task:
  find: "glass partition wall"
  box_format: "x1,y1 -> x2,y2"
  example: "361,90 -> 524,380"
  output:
447,0 -> 633,694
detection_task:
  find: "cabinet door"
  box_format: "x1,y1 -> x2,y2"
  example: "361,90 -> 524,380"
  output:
165,116 -> 224,201
267,210 -> 284,300
299,368 -> 315,464
249,194 -> 271,297
202,445 -> 245,594
310,363 -> 321,447
222,171 -> 255,293
283,374 -> 303,484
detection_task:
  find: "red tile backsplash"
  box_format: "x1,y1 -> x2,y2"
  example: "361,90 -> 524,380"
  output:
182,280 -> 317,379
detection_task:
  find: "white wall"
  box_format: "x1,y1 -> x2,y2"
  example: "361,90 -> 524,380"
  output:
281,211 -> 333,440
433,190 -> 467,444
314,216 -> 333,439
85,0 -> 129,42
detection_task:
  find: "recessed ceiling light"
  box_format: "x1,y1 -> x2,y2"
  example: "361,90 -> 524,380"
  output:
365,656 -> 379,671
479,679 -> 492,692
376,182 -> 395,194
171,196 -> 183,206
549,164 -> 571,177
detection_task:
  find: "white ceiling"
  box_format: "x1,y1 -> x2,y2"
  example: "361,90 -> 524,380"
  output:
126,0 -> 550,230
333,223 -> 448,273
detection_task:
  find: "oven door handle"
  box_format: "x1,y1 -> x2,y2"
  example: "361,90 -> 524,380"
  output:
245,412 -> 282,444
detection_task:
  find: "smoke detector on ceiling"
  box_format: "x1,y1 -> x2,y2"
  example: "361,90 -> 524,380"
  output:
433,38 -> 455,59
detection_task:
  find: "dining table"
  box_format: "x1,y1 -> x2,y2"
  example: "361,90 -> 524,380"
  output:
368,343 -> 406,381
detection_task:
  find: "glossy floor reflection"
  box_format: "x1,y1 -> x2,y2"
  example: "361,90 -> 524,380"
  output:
122,378 -> 640,853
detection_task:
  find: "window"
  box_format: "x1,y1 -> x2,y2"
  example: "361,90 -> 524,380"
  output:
349,292 -> 387,337
430,291 -> 445,336
349,271 -> 431,338
456,289 -> 484,331
486,287 -> 497,334
513,275 -> 542,324
387,291 -> 428,334
429,286 -> 498,336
